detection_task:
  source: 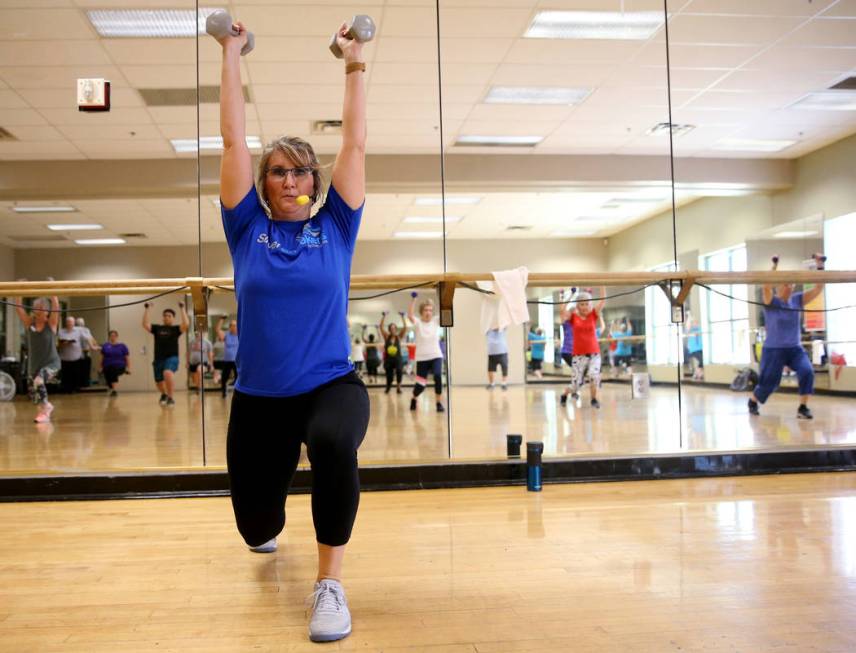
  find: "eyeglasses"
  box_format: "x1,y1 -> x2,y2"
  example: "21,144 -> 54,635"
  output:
265,166 -> 314,181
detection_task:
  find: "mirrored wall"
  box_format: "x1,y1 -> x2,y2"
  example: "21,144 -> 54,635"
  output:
1,0 -> 854,476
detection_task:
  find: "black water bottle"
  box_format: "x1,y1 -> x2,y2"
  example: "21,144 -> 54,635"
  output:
506,434 -> 522,458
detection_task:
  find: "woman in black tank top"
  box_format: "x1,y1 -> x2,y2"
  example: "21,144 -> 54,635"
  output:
379,311 -> 406,394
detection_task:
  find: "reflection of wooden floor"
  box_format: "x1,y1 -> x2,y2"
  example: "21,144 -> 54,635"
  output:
1,384 -> 855,473
1,473 -> 855,651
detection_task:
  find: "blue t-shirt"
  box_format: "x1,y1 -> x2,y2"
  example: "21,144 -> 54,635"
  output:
687,325 -> 702,353
486,329 -> 508,355
530,332 -> 546,360
613,327 -> 632,356
561,322 -> 573,354
221,185 -> 363,397
763,291 -> 803,349
222,332 -> 239,362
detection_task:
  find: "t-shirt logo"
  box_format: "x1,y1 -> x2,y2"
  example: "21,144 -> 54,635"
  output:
296,223 -> 328,249
256,233 -> 280,249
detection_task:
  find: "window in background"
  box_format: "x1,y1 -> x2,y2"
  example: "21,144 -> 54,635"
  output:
700,245 -> 748,365
645,261 -> 679,365
825,212 -> 856,365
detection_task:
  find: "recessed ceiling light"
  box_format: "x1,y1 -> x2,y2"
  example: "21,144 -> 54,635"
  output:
484,86 -> 592,105
47,224 -> 103,231
86,8 -> 218,38
789,91 -> 856,112
712,138 -> 796,153
455,135 -> 543,147
525,11 -> 663,40
12,205 -> 77,213
75,238 -> 126,246
773,230 -> 818,239
402,216 -> 462,224
415,196 -> 481,206
392,231 -> 445,239
170,136 -> 262,153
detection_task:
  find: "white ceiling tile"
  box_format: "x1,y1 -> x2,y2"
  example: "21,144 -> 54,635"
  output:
747,46 -> 856,72
0,108 -> 49,126
144,106 -> 202,124
666,15 -> 805,45
492,62 -> 616,87
682,0 -> 835,16
157,121 -> 262,139
374,37 -> 438,63
713,69 -> 845,93
232,6 -> 373,36
505,40 -> 644,65
366,119 -> 453,137
439,8 -> 533,38
0,140 -> 82,157
0,65 -> 128,89
370,63 -> 437,85
56,123 -> 162,141
248,61 -> 344,84
0,41 -> 111,66
821,0 -> 856,18
4,8 -> 95,40
636,42 -> 760,68
368,84 -> 482,103
100,39 -> 197,65
464,103 -> 573,122
780,18 -> 856,48
0,89 -> 28,109
256,102 -> 343,121
440,63 -> 499,86
37,106 -> 154,126
5,125 -> 69,141
441,38 -> 515,64
381,6 -> 438,36
16,87 -> 143,109
458,120 -> 556,137
120,65 -> 199,89
682,89 -> 810,111
254,84 -> 344,103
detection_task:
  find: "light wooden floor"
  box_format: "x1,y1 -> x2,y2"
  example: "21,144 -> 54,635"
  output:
1,383 -> 855,473
1,473 -> 855,652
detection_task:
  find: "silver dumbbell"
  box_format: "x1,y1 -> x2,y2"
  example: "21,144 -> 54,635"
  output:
329,15 -> 376,58
206,10 -> 255,56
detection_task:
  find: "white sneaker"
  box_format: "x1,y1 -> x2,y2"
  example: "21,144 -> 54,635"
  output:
248,537 -> 277,553
307,579 -> 352,642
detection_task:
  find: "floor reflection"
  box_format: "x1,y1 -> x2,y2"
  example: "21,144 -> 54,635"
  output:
0,382 -> 854,473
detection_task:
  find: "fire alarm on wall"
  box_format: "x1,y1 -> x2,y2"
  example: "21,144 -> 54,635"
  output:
77,78 -> 111,112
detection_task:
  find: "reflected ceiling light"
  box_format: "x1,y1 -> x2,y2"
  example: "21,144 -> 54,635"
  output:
75,238 -> 126,245
485,86 -> 592,105
789,91 -> 856,112
403,216 -> 462,224
392,231 -> 445,239
86,8 -> 218,38
712,138 -> 796,152
773,230 -> 818,239
47,224 -> 103,231
415,196 -> 481,206
12,205 -> 76,213
525,11 -> 663,40
171,136 -> 262,153
455,135 -> 543,147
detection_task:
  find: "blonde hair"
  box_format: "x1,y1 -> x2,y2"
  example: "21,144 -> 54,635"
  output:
256,136 -> 326,217
419,300 -> 434,315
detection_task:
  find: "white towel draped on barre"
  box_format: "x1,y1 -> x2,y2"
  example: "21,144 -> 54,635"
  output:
479,267 -> 530,333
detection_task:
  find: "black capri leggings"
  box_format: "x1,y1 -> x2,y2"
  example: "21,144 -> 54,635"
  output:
413,357 -> 443,397
384,357 -> 403,389
103,365 -> 125,386
226,371 -> 370,547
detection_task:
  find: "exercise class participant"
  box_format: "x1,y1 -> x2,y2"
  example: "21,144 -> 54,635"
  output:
216,316 -> 239,397
408,295 -> 445,412
188,330 -> 214,392
749,256 -> 826,419
15,297 -> 61,423
351,334 -> 365,377
215,18 -> 369,643
379,311 -> 405,394
612,318 -> 633,375
685,312 -> 703,380
75,317 -> 96,388
363,329 -> 380,384
485,327 -> 509,390
143,302 -> 189,407
100,330 -> 130,397
528,326 -> 546,380
563,288 -> 606,408
58,316 -> 90,393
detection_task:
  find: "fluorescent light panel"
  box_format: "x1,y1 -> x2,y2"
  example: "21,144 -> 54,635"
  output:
392,231 -> 445,239
171,136 -> 262,153
789,91 -> 856,112
712,138 -> 796,153
12,205 -> 76,213
415,196 -> 480,206
47,224 -> 103,231
774,231 -> 818,239
485,86 -> 592,105
75,238 -> 126,245
525,11 -> 663,40
86,8 -> 219,38
403,216 -> 462,224
456,135 -> 543,147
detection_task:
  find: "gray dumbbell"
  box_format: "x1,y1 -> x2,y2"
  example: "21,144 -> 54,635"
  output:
206,10 -> 255,56
329,15 -> 376,58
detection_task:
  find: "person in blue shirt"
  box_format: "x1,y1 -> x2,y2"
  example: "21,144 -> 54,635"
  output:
485,327 -> 509,390
749,258 -> 825,419
215,18 -> 369,643
684,312 -> 703,380
528,327 -> 547,379
215,316 -> 239,397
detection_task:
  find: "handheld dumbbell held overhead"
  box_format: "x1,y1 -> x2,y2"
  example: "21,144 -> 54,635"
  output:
329,15 -> 376,58
206,10 -> 255,56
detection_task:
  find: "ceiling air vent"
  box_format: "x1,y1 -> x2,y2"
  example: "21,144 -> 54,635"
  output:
313,120 -> 343,134
0,127 -> 17,141
830,77 -> 856,91
138,86 -> 250,106
118,233 -> 147,239
505,225 -> 533,231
